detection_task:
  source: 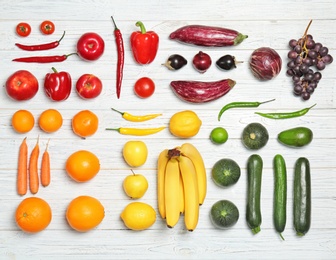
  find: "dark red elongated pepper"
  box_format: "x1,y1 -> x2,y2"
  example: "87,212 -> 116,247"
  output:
111,16 -> 124,99
12,53 -> 77,63
15,31 -> 66,51
130,21 -> 159,64
44,67 -> 72,101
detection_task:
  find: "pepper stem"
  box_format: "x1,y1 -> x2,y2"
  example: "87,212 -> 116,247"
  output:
136,21 -> 147,34
105,128 -> 120,132
58,31 -> 66,43
111,16 -> 119,30
259,98 -> 276,104
51,67 -> 58,73
111,108 -> 124,116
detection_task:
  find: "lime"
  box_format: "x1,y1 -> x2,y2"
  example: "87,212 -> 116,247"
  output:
210,127 -> 228,144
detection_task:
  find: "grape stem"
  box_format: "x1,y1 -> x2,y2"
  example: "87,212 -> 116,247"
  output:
302,20 -> 313,52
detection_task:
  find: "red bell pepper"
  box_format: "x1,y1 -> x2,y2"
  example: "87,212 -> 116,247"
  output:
130,21 -> 159,65
44,67 -> 72,101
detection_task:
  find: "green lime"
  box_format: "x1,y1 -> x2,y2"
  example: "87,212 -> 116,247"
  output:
210,127 -> 228,144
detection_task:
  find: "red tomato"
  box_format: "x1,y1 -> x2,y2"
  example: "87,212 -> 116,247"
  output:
134,77 -> 155,98
5,70 -> 39,101
16,22 -> 31,37
76,74 -> 103,99
40,20 -> 55,35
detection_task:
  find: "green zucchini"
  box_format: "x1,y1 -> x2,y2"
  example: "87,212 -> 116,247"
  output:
273,154 -> 287,240
246,154 -> 263,234
294,157 -> 311,236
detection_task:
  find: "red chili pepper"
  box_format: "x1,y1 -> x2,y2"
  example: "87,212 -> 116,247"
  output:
12,53 -> 77,63
130,21 -> 159,64
15,31 -> 66,51
111,16 -> 124,99
44,67 -> 72,101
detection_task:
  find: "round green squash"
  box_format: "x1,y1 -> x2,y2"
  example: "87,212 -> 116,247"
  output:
242,122 -> 269,150
210,200 -> 239,229
211,158 -> 241,187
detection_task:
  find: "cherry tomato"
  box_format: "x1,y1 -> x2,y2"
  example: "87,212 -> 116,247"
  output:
40,20 -> 55,35
134,77 -> 155,98
16,22 -> 31,37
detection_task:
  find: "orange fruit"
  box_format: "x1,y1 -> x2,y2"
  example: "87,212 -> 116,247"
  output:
72,110 -> 98,138
66,195 -> 105,232
11,110 -> 35,133
65,150 -> 100,182
15,197 -> 52,233
38,109 -> 63,133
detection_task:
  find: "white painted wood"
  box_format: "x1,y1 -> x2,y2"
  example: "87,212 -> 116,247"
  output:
0,0 -> 335,259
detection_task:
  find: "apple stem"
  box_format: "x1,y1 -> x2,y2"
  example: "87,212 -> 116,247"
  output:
130,169 -> 135,175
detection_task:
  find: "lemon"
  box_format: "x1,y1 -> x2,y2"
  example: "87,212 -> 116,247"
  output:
120,202 -> 156,231
169,110 -> 202,138
122,140 -> 148,167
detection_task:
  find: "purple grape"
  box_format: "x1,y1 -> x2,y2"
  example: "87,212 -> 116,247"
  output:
303,58 -> 313,66
292,75 -> 301,82
299,64 -> 309,73
289,39 -> 298,48
314,71 -> 322,81
287,60 -> 296,68
314,42 -> 323,52
294,84 -> 303,95
295,56 -> 303,64
308,50 -> 318,59
304,72 -> 314,81
288,50 -> 298,59
306,39 -> 315,49
319,47 -> 329,57
294,45 -> 302,54
306,85 -> 315,93
316,60 -> 326,70
309,81 -> 317,89
286,69 -> 294,76
322,54 -> 333,64
306,34 -> 313,40
302,92 -> 311,100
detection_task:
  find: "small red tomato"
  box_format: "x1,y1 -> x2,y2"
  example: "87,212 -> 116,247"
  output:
76,74 -> 103,99
16,22 -> 31,37
40,20 -> 55,35
134,77 -> 155,98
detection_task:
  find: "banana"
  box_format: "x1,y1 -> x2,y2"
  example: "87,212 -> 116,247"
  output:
179,171 -> 185,215
164,158 -> 181,228
157,149 -> 169,219
178,155 -> 199,231
180,143 -> 207,205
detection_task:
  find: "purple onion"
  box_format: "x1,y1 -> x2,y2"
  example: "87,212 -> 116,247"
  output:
249,47 -> 282,80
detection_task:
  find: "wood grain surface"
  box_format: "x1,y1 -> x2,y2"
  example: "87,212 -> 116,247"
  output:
0,0 -> 335,259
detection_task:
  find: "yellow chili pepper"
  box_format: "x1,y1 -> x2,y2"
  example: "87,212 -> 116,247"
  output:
106,126 -> 166,136
111,108 -> 162,122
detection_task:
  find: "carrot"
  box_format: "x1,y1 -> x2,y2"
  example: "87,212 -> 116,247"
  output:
17,137 -> 28,195
41,139 -> 50,187
29,136 -> 40,194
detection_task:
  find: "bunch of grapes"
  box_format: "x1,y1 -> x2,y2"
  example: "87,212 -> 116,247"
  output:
286,20 -> 333,100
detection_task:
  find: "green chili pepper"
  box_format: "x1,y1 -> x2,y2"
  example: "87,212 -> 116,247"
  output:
218,99 -> 275,121
255,104 -> 316,119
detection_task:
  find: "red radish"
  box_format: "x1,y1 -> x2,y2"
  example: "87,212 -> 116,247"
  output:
249,47 -> 282,80
193,51 -> 212,73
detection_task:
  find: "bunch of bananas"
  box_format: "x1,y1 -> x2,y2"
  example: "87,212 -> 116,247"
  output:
157,143 -> 207,231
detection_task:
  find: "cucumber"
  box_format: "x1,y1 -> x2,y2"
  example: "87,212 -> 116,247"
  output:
273,154 -> 287,240
246,154 -> 263,234
294,157 -> 311,236
278,127 -> 313,148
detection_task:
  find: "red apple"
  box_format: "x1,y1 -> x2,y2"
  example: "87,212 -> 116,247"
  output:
5,70 -> 39,101
76,74 -> 103,99
77,32 -> 105,61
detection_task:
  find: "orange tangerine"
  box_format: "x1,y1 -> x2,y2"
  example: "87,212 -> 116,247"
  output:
11,110 -> 35,133
38,109 -> 63,133
72,110 -> 98,138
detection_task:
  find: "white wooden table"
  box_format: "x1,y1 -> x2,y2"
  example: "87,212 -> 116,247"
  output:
0,0 -> 335,259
